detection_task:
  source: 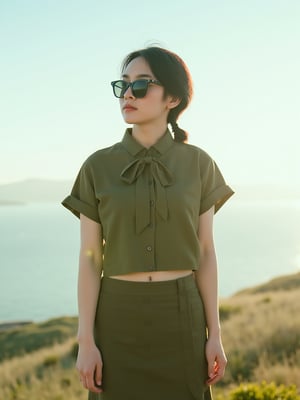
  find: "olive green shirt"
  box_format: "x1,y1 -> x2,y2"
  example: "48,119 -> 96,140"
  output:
62,129 -> 234,276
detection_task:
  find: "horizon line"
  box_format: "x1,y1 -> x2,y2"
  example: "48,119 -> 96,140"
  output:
0,178 -> 300,190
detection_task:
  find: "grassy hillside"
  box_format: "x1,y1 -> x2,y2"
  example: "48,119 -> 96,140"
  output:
234,271 -> 300,294
0,317 -> 77,362
0,273 -> 299,399
213,272 -> 300,398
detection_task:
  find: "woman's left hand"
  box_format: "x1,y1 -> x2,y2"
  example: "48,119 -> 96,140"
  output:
205,335 -> 227,385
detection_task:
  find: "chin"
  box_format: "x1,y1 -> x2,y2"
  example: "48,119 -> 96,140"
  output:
122,115 -> 139,124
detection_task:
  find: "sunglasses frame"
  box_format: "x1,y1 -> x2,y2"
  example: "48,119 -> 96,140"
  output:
111,79 -> 162,99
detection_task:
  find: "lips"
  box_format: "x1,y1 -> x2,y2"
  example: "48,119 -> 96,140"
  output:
122,104 -> 137,111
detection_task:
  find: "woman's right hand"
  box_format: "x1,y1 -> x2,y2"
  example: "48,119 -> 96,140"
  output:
76,341 -> 103,393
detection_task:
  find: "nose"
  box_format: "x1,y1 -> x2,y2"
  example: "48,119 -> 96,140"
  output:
123,83 -> 135,99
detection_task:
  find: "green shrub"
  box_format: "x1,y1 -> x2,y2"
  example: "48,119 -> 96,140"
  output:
61,377 -> 71,387
228,349 -> 258,381
43,355 -> 59,367
260,296 -> 272,304
219,304 -> 241,321
229,381 -> 300,400
70,342 -> 79,360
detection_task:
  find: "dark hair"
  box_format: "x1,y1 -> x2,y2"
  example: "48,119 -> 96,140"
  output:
121,47 -> 193,143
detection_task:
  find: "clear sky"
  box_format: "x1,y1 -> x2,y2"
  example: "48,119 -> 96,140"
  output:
1,0 -> 299,186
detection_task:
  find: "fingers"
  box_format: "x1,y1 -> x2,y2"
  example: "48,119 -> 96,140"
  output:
206,357 -> 227,385
79,370 -> 103,393
76,345 -> 103,393
78,361 -> 103,393
94,362 -> 103,388
205,337 -> 227,386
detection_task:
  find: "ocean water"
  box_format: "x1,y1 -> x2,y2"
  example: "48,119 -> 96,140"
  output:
0,199 -> 299,322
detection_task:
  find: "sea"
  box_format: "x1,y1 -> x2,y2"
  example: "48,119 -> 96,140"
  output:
0,198 -> 299,323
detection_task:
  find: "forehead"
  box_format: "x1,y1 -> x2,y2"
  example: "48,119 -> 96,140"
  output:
122,57 -> 154,79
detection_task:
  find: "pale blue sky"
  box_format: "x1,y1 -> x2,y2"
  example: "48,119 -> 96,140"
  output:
1,0 -> 299,185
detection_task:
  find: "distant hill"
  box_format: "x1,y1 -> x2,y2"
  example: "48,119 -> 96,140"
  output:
232,184 -> 300,202
235,271 -> 300,295
0,179 -> 72,204
0,179 -> 299,204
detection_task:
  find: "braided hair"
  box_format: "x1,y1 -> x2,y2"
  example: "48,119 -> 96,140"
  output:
121,47 -> 193,143
168,110 -> 188,143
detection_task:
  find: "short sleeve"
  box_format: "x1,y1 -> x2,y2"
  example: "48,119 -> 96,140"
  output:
199,157 -> 234,215
61,161 -> 100,223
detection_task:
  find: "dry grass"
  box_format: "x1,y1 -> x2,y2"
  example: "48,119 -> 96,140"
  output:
252,351 -> 300,386
220,289 -> 300,388
0,338 -> 86,400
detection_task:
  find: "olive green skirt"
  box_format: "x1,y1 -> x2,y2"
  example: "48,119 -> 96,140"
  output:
89,274 -> 212,400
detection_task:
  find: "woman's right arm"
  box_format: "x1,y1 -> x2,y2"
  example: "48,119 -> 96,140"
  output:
76,213 -> 103,393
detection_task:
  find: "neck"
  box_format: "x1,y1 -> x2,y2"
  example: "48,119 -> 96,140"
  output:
132,123 -> 168,148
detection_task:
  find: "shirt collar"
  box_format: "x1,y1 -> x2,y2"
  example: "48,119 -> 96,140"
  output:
121,128 -> 174,157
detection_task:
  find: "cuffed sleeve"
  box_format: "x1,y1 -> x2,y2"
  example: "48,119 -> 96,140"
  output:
199,158 -> 234,215
61,161 -> 100,223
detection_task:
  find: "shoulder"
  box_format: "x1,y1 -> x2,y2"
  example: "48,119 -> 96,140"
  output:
81,141 -> 124,168
172,141 -> 214,165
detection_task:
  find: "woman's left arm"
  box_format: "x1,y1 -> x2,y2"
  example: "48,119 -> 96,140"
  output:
194,206 -> 227,385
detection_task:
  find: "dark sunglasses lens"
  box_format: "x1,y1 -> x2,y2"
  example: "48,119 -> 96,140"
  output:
132,80 -> 148,98
113,81 -> 128,98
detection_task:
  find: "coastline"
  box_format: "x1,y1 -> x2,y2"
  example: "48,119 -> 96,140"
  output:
0,320 -> 33,331
0,201 -> 26,206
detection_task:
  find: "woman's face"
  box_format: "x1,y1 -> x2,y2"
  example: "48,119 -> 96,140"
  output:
119,57 -> 175,127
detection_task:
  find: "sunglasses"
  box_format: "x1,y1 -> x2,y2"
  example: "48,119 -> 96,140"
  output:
111,79 -> 162,99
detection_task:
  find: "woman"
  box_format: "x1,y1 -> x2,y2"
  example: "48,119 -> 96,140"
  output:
62,46 -> 234,400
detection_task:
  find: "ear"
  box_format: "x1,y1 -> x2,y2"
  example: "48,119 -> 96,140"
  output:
166,96 -> 181,110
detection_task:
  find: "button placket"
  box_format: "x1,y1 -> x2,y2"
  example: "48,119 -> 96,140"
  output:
148,184 -> 155,229
144,174 -> 156,270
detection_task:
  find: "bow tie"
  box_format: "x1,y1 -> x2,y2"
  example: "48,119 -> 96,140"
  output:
120,156 -> 174,234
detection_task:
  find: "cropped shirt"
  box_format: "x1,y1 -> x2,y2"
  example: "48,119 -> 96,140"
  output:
62,129 -> 234,276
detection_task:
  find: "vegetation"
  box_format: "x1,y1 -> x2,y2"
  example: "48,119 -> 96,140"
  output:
0,338 -> 86,400
235,271 -> 300,294
0,273 -> 299,399
0,316 -> 77,361
227,381 -> 300,400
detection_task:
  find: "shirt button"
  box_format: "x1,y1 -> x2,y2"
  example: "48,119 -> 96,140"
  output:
146,245 -> 152,252
150,200 -> 155,206
148,180 -> 153,186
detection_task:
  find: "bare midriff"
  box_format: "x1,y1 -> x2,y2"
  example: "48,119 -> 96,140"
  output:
109,269 -> 193,282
